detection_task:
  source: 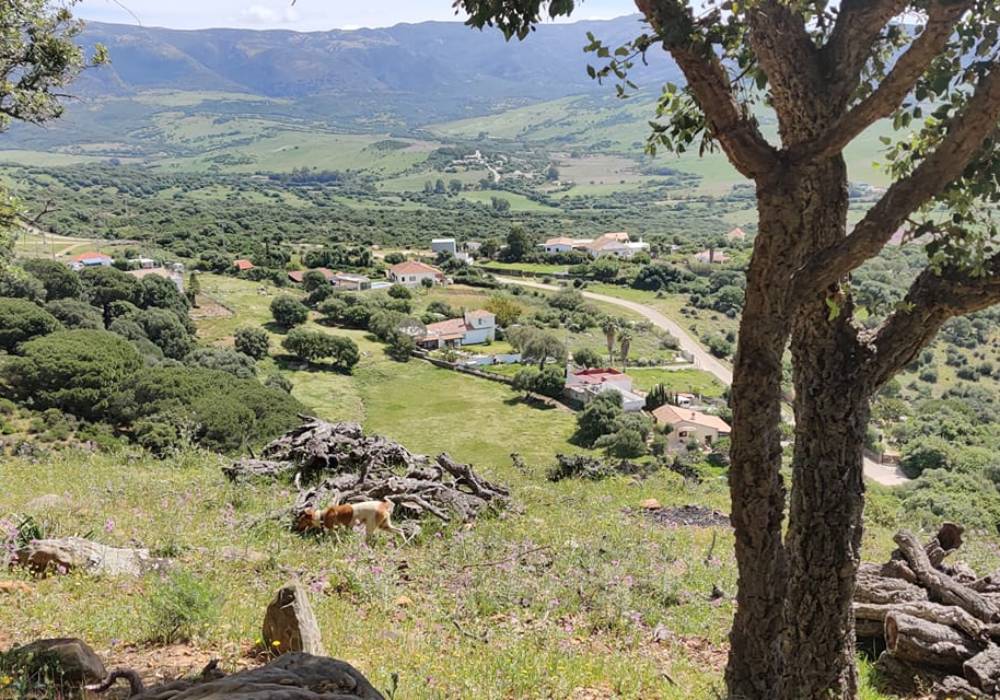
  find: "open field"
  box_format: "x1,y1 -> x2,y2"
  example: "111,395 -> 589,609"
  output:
478,261 -> 570,275
628,368 -> 727,397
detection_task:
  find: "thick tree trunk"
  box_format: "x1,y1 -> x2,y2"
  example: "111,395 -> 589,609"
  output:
725,176 -> 801,699
779,158 -> 869,698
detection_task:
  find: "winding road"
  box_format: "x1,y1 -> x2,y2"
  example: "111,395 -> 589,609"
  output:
497,276 -> 909,486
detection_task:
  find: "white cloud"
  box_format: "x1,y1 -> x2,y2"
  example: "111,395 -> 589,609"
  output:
240,4 -> 300,26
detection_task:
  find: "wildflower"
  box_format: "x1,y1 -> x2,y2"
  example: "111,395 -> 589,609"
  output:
104,518 -> 115,533
0,674 -> 13,687
271,640 -> 281,648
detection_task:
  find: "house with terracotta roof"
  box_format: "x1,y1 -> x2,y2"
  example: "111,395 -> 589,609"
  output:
652,404 -> 732,451
417,310 -> 496,349
68,251 -> 113,271
727,227 -> 747,241
539,232 -> 649,259
288,268 -> 335,284
387,260 -> 445,286
539,236 -> 590,254
564,367 -> 645,412
233,259 -> 254,272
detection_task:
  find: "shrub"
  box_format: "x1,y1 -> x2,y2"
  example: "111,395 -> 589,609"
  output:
146,570 -> 221,644
420,277 -> 434,289
136,308 -> 194,359
595,428 -> 648,458
388,283 -> 412,299
45,298 -> 102,329
575,391 -> 624,447
0,297 -> 62,351
270,294 -> 309,328
385,332 -> 416,362
282,329 -> 359,371
484,295 -> 522,326
234,326 -> 270,360
5,330 -> 142,420
264,373 -> 293,393
900,436 -> 955,478
0,267 -> 45,301
301,270 -> 329,292
184,347 -> 256,379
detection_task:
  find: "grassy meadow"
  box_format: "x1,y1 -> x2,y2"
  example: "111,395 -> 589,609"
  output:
3,274 -> 983,698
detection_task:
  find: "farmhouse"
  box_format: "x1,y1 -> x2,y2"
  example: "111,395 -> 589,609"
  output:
332,272 -> 371,291
652,404 -> 732,451
233,259 -> 254,272
727,227 -> 747,241
388,260 -> 445,286
538,232 -> 649,259
417,310 -> 496,349
68,252 -> 113,271
564,367 -> 645,412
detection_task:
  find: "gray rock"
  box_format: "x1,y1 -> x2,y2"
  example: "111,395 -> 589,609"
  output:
7,638 -> 107,686
262,584 -> 325,656
14,537 -> 171,577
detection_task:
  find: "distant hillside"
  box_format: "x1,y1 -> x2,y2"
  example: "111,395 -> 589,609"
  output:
72,16 -> 679,117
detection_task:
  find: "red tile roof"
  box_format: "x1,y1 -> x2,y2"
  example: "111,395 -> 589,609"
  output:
570,368 -> 628,385
652,404 -> 731,432
71,251 -> 112,262
390,260 -> 443,276
233,259 -> 254,271
288,268 -> 335,283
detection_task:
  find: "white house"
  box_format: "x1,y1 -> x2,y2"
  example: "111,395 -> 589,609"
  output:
539,236 -> 589,255
585,233 -> 650,259
387,260 -> 445,286
417,310 -> 496,349
564,367 -> 645,412
69,251 -> 113,271
538,232 -> 649,259
431,238 -> 457,256
652,404 -> 732,451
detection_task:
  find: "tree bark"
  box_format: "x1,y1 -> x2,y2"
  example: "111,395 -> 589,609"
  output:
724,172 -> 804,699
779,156 -> 870,699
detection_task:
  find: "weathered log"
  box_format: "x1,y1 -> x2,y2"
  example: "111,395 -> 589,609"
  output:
932,674 -> 989,699
854,601 -> 988,641
120,653 -> 384,700
855,566 -> 928,605
885,612 -> 985,672
894,530 -> 1000,623
963,644 -> 1000,693
14,538 -> 170,577
874,651 -> 944,696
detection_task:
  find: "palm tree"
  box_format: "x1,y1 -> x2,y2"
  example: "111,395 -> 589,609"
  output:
601,318 -> 617,367
618,329 -> 633,371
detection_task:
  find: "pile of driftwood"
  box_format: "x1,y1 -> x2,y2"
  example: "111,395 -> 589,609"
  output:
225,418 -> 510,525
856,523 -> 1000,698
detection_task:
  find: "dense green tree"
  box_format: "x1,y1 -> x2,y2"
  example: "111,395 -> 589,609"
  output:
80,266 -> 139,327
519,329 -> 566,369
270,294 -> 309,328
21,259 -> 82,300
281,328 -> 329,363
458,1 -> 1000,694
512,366 -> 540,399
45,298 -> 102,329
301,270 -> 328,292
136,308 -> 193,360
0,297 -> 61,351
136,275 -> 188,318
484,294 -> 522,327
387,283 -> 411,300
572,347 -> 602,369
234,326 -> 270,360
385,332 -> 416,362
0,267 -> 45,301
501,225 -> 530,262
574,390 -> 624,447
595,428 -> 647,458
5,329 -> 141,420
184,347 -> 256,379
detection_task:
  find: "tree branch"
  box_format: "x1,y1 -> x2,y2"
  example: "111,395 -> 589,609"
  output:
802,0 -> 974,161
821,0 -> 910,105
791,61 -> 1000,299
866,253 -> 1000,387
747,1 -> 825,143
636,0 -> 779,178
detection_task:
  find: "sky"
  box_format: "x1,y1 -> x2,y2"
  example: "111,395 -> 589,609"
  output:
75,0 -> 639,32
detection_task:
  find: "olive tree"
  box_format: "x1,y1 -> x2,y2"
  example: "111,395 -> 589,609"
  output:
458,1 -> 1000,697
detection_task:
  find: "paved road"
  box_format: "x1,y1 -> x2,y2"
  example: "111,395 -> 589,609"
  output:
497,276 -> 909,486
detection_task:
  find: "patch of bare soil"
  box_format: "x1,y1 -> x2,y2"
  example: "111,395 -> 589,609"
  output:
189,295 -> 233,320
94,643 -> 256,698
641,505 -> 730,528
